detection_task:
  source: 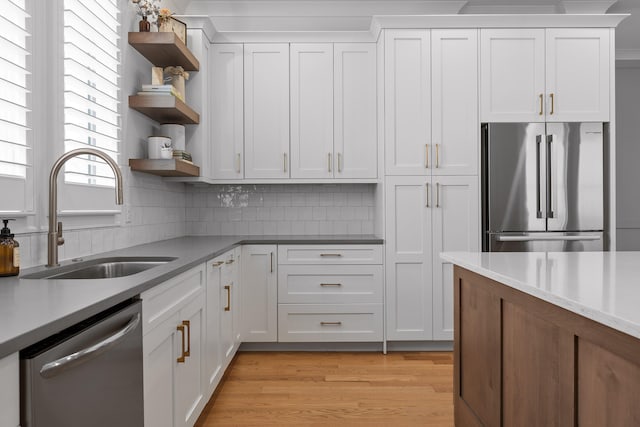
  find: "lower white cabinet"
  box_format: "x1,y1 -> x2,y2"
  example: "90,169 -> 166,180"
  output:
220,248 -> 242,367
204,256 -> 224,397
141,265 -> 206,427
385,175 -> 478,341
241,245 -> 278,342
0,352 -> 18,427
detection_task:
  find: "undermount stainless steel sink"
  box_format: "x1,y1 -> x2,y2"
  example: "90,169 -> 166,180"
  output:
23,257 -> 176,280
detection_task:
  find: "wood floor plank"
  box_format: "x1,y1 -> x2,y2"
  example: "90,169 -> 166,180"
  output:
195,352 -> 453,426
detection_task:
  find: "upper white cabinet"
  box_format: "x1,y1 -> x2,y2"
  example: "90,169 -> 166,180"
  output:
385,30 -> 431,176
244,44 -> 290,179
241,245 -> 278,342
210,44 -> 244,180
334,43 -> 377,179
290,44 -> 334,179
431,29 -> 479,175
481,28 -> 610,122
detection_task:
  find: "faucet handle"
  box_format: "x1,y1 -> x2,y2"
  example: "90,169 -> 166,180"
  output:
57,221 -> 64,246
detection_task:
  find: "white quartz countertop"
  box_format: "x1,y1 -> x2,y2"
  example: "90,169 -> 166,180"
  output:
0,235 -> 382,359
441,251 -> 640,340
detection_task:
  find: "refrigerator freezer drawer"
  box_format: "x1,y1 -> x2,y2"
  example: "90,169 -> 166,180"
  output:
488,232 -> 604,252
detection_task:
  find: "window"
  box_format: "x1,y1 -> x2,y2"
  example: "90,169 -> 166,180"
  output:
0,0 -> 33,214
63,0 -> 120,188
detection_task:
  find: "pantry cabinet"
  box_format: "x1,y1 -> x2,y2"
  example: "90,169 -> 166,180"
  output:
480,28 -> 610,122
241,245 -> 278,342
244,44 -> 290,179
385,175 -> 478,341
210,44 -> 244,179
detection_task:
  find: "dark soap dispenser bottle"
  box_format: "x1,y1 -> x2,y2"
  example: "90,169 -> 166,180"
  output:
0,219 -> 19,277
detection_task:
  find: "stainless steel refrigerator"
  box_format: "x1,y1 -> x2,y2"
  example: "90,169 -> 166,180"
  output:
482,122 -> 605,252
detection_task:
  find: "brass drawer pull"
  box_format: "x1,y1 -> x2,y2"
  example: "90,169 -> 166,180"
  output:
328,153 -> 332,173
212,261 -> 224,267
320,321 -> 342,326
425,182 -> 430,208
182,320 -> 191,357
320,283 -> 342,287
549,93 -> 555,115
283,152 -> 288,172
435,144 -> 440,168
425,144 -> 429,168
338,153 -> 342,172
176,324 -> 186,363
224,285 -> 231,311
225,259 -> 234,264
436,182 -> 441,208
539,93 -> 544,115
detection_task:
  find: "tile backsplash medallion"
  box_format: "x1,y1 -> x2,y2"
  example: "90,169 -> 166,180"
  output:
186,184 -> 376,236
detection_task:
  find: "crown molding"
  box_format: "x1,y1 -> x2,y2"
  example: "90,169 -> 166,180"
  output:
561,1 -> 618,14
178,15 -> 218,42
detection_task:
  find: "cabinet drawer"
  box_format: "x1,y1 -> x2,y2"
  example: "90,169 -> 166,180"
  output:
278,265 -> 383,304
277,304 -> 383,342
141,264 -> 205,335
278,245 -> 382,265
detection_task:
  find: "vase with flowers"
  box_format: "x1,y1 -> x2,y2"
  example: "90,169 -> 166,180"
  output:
131,0 -> 160,32
157,8 -> 174,32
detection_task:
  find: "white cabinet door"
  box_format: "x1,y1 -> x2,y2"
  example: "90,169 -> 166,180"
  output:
545,28 -> 610,122
205,257 -> 224,397
384,30 -> 431,175
244,44 -> 290,178
431,176 -> 479,340
290,44 -> 334,179
232,247 -> 243,345
432,29 -> 478,176
0,353 -> 18,427
334,43 -> 377,179
220,249 -> 241,366
241,245 -> 278,342
210,44 -> 244,179
174,296 -> 206,427
385,176 -> 433,340
480,29 -> 546,122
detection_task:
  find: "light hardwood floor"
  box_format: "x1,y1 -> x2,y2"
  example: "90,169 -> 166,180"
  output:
195,351 -> 454,426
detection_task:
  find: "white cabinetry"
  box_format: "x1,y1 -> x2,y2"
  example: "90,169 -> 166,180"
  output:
277,245 -> 383,342
244,44 -> 290,179
385,176 -> 478,341
141,265 -> 206,427
0,352 -> 18,427
219,248 -> 242,366
204,256 -> 224,397
241,245 -> 278,342
480,28 -> 610,122
210,44 -> 244,179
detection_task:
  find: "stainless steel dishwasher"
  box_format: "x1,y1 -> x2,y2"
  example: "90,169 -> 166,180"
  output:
20,298 -> 143,427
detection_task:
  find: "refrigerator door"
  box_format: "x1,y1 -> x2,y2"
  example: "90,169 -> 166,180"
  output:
488,231 -> 604,252
546,123 -> 604,231
486,123 -> 547,232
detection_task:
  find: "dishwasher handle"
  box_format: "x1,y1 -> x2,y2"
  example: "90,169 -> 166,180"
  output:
39,313 -> 141,379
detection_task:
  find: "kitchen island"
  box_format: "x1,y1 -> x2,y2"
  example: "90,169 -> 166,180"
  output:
441,251 -> 640,427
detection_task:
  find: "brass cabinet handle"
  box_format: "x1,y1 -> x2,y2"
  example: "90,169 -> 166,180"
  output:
225,259 -> 235,264
176,324 -> 186,363
436,182 -> 441,208
320,283 -> 342,287
539,94 -> 544,115
425,182 -> 430,208
236,153 -> 241,173
338,153 -> 342,173
435,144 -> 440,168
283,153 -> 288,172
212,261 -> 224,267
224,285 -> 231,311
328,153 -> 332,173
182,320 -> 191,357
425,144 -> 429,168
320,253 -> 342,257
320,321 -> 342,326
270,252 -> 274,273
550,93 -> 555,115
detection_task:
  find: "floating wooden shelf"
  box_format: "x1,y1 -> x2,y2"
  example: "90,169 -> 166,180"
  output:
129,159 -> 200,177
128,32 -> 199,71
129,95 -> 200,124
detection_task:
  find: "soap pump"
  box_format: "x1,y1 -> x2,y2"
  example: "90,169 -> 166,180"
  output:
0,219 -> 20,277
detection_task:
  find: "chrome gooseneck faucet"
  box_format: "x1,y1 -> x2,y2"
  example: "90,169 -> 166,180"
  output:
47,148 -> 123,267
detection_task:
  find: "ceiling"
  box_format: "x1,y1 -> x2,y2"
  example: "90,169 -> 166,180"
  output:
180,0 -> 640,53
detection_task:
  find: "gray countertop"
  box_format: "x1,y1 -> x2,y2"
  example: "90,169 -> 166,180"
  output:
0,235 -> 382,359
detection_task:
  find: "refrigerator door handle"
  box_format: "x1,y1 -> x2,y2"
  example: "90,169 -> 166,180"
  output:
536,135 -> 543,218
495,235 -> 601,242
546,134 -> 554,218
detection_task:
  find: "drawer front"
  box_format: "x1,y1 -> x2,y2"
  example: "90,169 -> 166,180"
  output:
278,265 -> 383,304
141,264 -> 205,335
278,304 -> 383,342
278,245 -> 383,265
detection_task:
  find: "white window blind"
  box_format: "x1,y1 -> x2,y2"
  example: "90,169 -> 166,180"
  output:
0,0 -> 32,213
63,0 -> 120,187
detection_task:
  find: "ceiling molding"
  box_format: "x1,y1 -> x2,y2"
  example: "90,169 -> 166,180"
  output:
561,1 -> 618,14
460,5 -> 560,14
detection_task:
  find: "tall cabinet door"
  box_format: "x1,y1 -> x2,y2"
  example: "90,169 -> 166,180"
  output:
384,30 -> 431,175
210,44 -> 244,180
290,44 -> 334,179
241,245 -> 278,342
432,176 -> 479,340
480,29 -> 546,122
204,258 -> 223,396
385,176 -> 433,340
432,29 -> 479,176
545,28 -> 610,122
334,43 -> 377,179
244,44 -> 290,178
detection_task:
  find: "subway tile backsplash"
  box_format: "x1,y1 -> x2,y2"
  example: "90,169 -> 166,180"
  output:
186,184 -> 376,236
